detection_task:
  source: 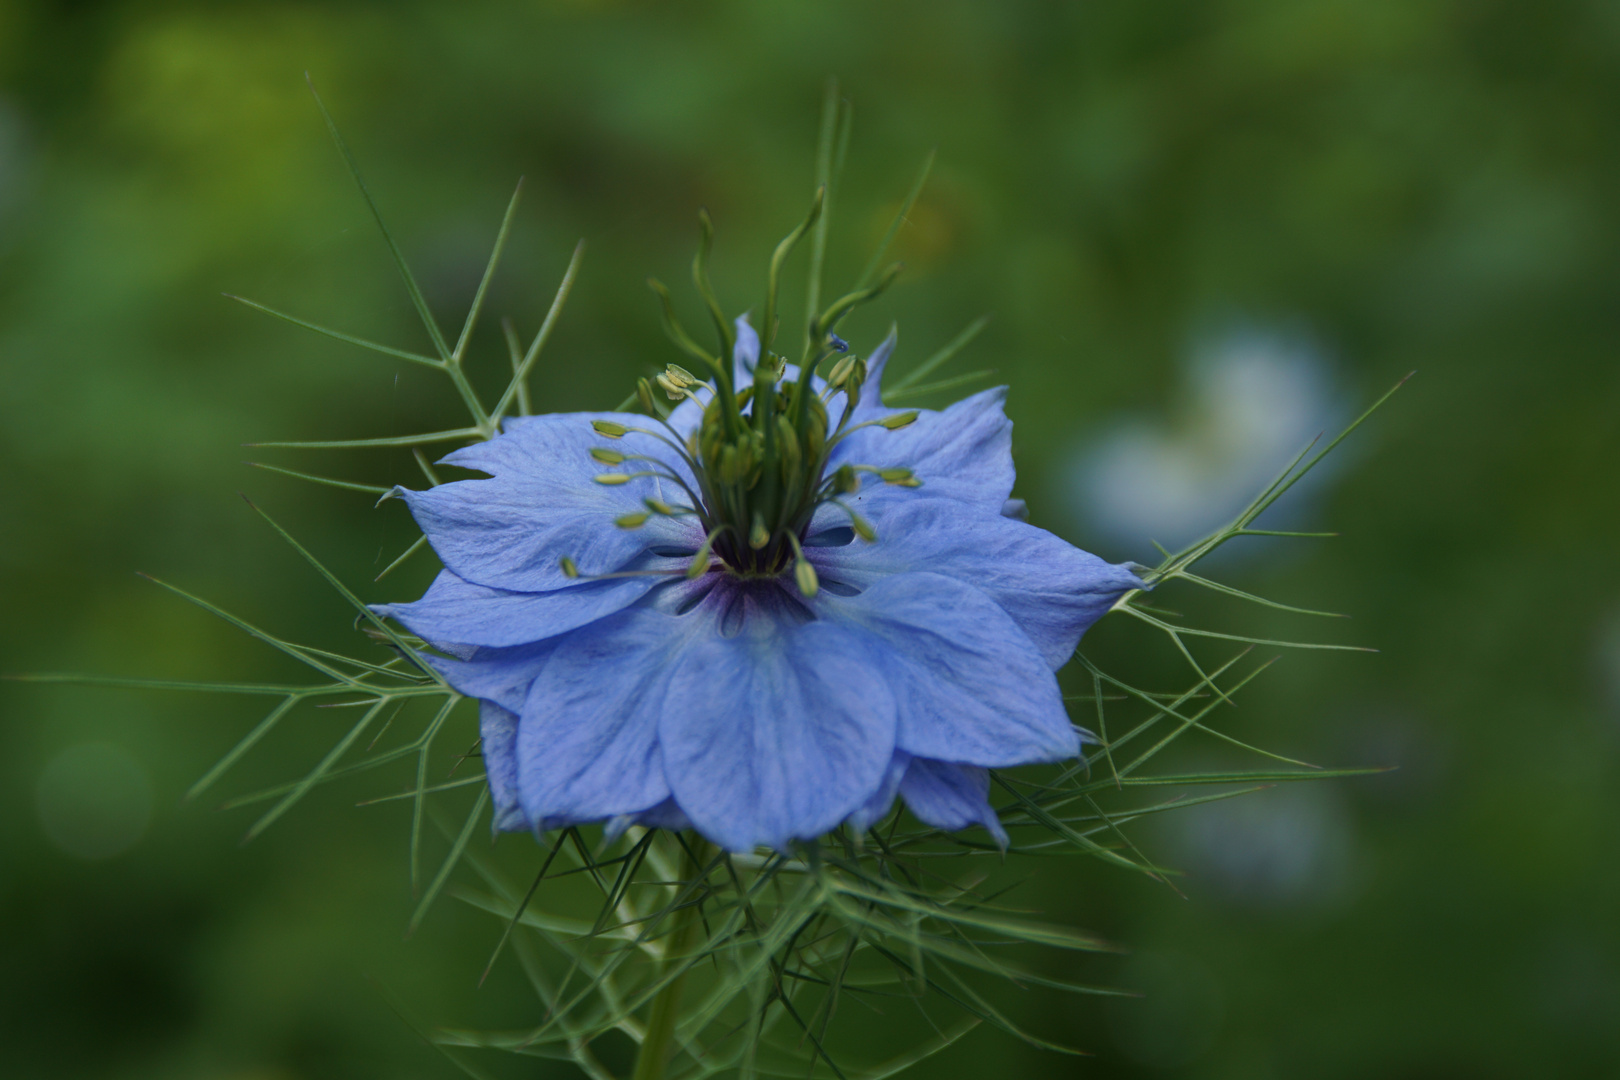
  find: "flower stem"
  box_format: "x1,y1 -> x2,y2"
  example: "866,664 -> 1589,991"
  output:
630,837 -> 710,1080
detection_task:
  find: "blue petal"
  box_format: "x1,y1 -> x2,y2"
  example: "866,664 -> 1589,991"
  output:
848,750 -> 910,832
636,798 -> 693,832
427,638 -> 560,715
816,571 -> 1079,766
809,498 -> 1143,668
479,701 -> 530,832
660,582 -> 898,852
830,387 -> 1015,514
376,568 -> 663,649
899,758 -> 1008,848
397,412 -> 700,592
512,606 -> 680,826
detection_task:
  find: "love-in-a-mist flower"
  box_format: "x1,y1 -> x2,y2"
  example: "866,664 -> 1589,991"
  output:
378,317 -> 1143,852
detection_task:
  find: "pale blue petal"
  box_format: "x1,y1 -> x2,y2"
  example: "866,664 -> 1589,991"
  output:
636,798 -> 693,832
513,607 -> 680,826
899,758 -> 1008,848
426,638 -> 559,715
660,583 -> 898,852
816,571 -> 1078,766
479,701 -> 529,832
830,387 -> 1014,514
809,498 -> 1143,668
376,568 -> 662,649
396,412 -> 699,592
848,750 -> 910,832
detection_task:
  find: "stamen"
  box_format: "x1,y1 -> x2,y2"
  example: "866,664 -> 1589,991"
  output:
784,531 -> 818,598
592,420 -> 628,438
686,527 -> 728,579
829,500 -> 877,542
559,555 -> 580,579
590,447 -> 626,464
644,497 -> 696,517
615,512 -> 650,529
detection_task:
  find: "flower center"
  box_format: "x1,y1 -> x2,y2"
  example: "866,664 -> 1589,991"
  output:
580,198 -> 923,597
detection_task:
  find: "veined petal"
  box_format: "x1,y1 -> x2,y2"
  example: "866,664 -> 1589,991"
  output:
479,701 -> 529,833
660,582 -> 898,852
899,758 -> 1008,848
809,499 -> 1143,668
512,606 -> 680,827
396,411 -> 700,592
848,749 -> 910,832
375,568 -> 665,649
817,572 -> 1078,766
830,386 -> 1014,514
427,639 -> 559,716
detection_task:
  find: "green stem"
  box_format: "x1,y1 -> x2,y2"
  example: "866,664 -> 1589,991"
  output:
631,837 -> 710,1080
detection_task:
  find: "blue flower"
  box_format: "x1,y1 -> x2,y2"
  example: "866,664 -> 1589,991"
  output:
378,318 -> 1143,852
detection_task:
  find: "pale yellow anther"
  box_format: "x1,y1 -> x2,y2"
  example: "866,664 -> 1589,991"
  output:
794,558 -> 819,598
591,447 -> 626,464
595,473 -> 633,485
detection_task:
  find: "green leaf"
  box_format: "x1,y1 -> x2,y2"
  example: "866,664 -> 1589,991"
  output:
886,314 -> 990,394
223,295 -> 444,369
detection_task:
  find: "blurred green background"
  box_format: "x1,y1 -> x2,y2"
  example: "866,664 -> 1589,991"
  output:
4,1 -> 1619,1077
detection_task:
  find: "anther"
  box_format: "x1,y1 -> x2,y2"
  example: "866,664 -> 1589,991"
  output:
559,556 -> 580,579
827,354 -> 857,389
636,378 -> 657,414
795,558 -> 819,598
644,497 -> 685,516
615,512 -> 650,529
591,447 -> 627,464
879,410 -> 919,430
592,420 -> 628,438
749,512 -> 770,550
831,464 -> 858,495
594,473 -> 633,485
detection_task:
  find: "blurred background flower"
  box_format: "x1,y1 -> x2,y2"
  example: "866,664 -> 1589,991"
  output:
1062,322 -> 1341,559
3,1 -> 1618,1077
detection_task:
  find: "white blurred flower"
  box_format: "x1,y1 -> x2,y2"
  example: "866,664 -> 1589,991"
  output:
1067,325 -> 1339,555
